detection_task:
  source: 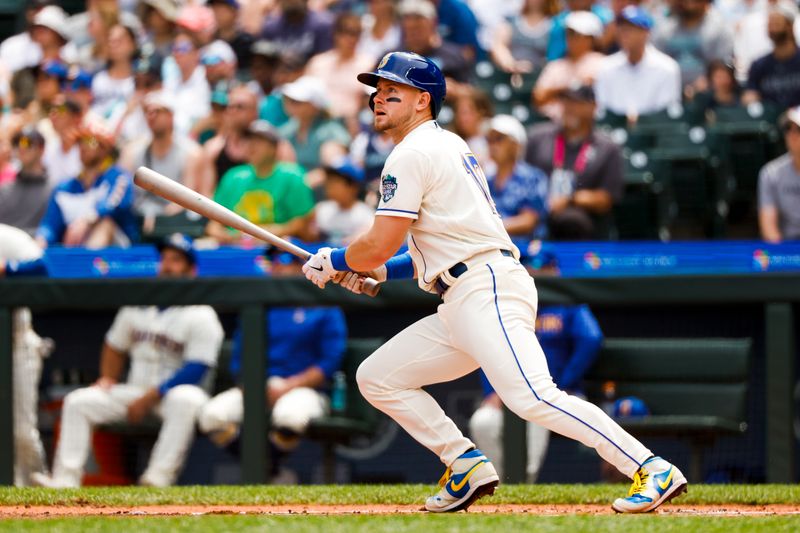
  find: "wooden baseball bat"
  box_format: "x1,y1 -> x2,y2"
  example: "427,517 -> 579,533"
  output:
133,166 -> 381,297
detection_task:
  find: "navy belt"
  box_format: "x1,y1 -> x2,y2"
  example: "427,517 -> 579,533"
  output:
434,250 -> 513,297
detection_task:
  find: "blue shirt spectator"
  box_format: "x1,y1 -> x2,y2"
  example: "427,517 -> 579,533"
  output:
230,307 -> 348,384
36,165 -> 137,246
481,304 -> 603,396
436,0 -> 484,59
488,161 -> 549,240
547,2 -> 613,60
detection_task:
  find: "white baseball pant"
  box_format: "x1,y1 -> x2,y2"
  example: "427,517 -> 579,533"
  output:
13,308 -> 50,486
51,383 -> 208,487
357,257 -> 652,477
198,380 -> 328,450
469,404 -> 549,482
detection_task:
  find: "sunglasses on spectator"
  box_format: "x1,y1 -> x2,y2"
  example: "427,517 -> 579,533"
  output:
14,137 -> 39,149
172,42 -> 195,54
229,102 -> 253,110
79,136 -> 100,149
782,122 -> 800,135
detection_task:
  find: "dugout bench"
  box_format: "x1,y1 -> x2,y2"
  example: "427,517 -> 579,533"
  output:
92,337 -> 383,485
503,337 -> 752,483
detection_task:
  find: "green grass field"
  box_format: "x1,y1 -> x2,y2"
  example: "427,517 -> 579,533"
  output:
1,485 -> 799,532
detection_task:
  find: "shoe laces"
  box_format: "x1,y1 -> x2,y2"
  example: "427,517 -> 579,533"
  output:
437,467 -> 452,488
627,467 -> 650,497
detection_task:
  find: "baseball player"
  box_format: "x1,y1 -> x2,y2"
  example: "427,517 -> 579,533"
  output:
302,51 -> 687,513
470,304 -> 604,482
32,234 -> 223,488
198,246 -> 347,477
0,224 -> 52,486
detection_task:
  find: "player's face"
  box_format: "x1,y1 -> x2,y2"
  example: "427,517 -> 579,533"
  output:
158,248 -> 195,278
371,80 -> 425,132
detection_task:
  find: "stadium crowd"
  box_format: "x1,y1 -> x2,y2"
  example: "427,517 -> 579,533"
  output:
0,0 -> 799,251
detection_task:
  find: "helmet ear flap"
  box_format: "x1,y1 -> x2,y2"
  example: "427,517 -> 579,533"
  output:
369,91 -> 376,112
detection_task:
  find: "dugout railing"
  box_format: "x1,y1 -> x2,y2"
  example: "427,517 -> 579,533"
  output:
0,274 -> 797,485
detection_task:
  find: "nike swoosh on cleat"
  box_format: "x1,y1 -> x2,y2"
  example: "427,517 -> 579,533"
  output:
657,468 -> 675,492
448,461 -> 485,493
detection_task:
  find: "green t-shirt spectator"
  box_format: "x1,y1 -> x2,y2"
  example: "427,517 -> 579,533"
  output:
279,117 -> 351,171
214,162 -> 314,226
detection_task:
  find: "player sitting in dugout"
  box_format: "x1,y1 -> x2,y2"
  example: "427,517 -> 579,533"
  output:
198,244 -> 347,481
32,234 -> 224,488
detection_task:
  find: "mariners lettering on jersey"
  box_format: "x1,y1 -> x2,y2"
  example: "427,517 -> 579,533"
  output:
130,329 -> 186,355
381,174 -> 398,202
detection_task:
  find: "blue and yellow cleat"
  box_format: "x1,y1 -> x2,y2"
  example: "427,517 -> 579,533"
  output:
425,449 -> 500,512
612,456 -> 688,513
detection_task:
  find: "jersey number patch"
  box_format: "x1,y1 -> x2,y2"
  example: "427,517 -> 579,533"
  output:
462,153 -> 498,216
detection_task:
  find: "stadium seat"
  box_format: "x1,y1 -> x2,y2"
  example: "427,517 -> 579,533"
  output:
613,152 -> 674,241
138,212 -> 209,243
583,337 -> 752,482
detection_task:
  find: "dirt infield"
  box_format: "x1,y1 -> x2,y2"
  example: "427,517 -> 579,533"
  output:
2,503 -> 800,518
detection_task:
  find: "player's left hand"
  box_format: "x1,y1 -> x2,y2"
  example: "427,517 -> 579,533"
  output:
127,389 -> 160,424
302,247 -> 338,289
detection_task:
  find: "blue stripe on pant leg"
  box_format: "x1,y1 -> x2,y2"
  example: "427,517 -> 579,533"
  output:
486,264 -> 643,470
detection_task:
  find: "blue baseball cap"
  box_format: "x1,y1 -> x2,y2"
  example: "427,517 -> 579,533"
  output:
324,156 -> 366,184
38,60 -> 68,80
65,67 -> 93,91
617,6 -> 653,30
157,233 -> 197,265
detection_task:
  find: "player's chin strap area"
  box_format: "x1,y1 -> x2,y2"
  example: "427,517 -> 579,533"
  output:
433,249 -> 514,297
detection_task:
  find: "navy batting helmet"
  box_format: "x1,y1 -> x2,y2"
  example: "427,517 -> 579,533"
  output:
357,51 -> 446,119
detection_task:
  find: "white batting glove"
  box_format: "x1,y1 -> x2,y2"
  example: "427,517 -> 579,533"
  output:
334,265 -> 387,295
302,247 -> 338,289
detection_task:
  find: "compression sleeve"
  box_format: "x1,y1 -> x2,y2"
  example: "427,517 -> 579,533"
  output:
385,251 -> 414,280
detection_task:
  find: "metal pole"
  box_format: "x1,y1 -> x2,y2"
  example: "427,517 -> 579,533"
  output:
0,307 -> 13,485
765,303 -> 795,483
240,304 -> 268,484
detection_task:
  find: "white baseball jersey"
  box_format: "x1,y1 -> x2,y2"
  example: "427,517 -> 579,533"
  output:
375,120 -> 518,293
105,306 -> 223,388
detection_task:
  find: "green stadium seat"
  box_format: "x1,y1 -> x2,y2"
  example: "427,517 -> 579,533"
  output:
614,153 -> 674,241
585,337 -> 752,482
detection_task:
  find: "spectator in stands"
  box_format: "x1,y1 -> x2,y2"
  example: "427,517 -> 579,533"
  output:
486,115 -> 549,240
250,40 -> 282,97
280,76 -> 351,177
743,5 -> 800,109
35,60 -> 67,113
90,24 -> 137,122
36,122 -> 138,248
207,120 -> 314,242
534,11 -> 606,121
758,107 -> 800,242
0,137 -> 15,186
198,245 -> 346,482
490,0 -> 560,75
306,12 -> 375,124
73,2 -> 119,74
0,128 -> 51,235
526,85 -> 624,240
594,6 -> 682,118
734,0 -> 800,81
42,97 -> 82,185
164,32 -> 211,135
0,0 -> 52,74
174,3 -> 218,50
202,84 -> 259,197
64,68 -> 95,118
139,0 -> 179,59
547,0 -> 614,60
470,302 -> 603,482
202,40 -> 238,89
32,235 -> 223,488
258,49 -> 305,128
398,0 -> 472,84
693,60 -> 742,111
431,0 -> 483,62
113,53 -> 165,146
359,0 -> 402,61
452,87 -> 493,170
652,0 -> 734,94
119,91 -> 204,222
209,0 -> 254,72
260,0 -> 334,62
314,157 -> 374,245
30,5 -> 73,65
